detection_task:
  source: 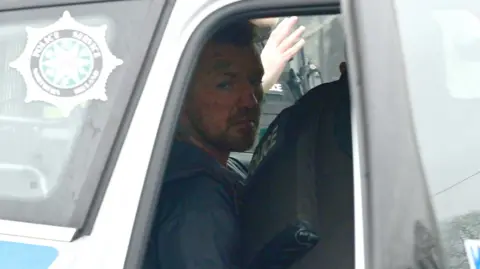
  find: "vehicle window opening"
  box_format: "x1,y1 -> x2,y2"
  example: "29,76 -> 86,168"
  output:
143,11 -> 354,269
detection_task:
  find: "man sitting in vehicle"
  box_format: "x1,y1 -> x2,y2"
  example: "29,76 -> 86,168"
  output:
142,17 -> 304,269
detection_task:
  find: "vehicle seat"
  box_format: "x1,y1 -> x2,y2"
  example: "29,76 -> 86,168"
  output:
240,72 -> 353,269
227,155 -> 249,180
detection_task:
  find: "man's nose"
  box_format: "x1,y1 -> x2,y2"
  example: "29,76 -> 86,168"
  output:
238,85 -> 259,108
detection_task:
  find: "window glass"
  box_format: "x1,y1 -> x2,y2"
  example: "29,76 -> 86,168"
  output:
0,1 -> 157,227
246,79 -> 296,153
395,0 -> 480,267
297,15 -> 344,87
242,14 -> 346,154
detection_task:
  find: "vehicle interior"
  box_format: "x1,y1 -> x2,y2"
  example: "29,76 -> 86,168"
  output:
235,15 -> 353,269
228,14 -> 346,176
156,13 -> 354,269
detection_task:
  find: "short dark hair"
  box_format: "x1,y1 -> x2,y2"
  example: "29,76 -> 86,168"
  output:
210,20 -> 257,46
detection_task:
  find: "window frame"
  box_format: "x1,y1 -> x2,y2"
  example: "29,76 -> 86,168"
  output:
342,0 -> 446,267
123,0 -> 344,268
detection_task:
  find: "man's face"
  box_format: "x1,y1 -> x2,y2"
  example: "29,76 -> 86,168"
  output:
182,41 -> 264,152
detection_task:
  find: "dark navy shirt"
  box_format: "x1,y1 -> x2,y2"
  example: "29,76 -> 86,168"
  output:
143,141 -> 242,269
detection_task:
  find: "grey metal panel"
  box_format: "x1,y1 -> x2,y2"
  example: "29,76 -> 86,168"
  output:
262,101 -> 293,112
262,103 -> 292,116
342,0 -> 445,268
259,114 -> 279,125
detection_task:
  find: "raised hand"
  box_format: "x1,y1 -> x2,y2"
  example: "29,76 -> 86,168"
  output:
260,16 -> 306,92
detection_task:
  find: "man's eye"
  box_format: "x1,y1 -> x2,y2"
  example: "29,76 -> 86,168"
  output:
216,81 -> 232,90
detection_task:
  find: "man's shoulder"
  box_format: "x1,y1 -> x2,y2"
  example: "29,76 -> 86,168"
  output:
165,141 -> 236,183
158,141 -> 238,212
164,170 -> 232,201
145,170 -> 240,269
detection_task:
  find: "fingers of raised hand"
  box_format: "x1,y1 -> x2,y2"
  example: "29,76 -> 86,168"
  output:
269,16 -> 299,44
283,38 -> 306,60
277,25 -> 306,55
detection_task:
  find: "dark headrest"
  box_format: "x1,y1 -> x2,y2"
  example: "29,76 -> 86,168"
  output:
227,156 -> 248,180
241,75 -> 354,269
249,75 -> 351,178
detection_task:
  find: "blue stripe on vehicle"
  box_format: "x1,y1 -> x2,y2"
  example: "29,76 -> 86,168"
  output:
0,241 -> 58,269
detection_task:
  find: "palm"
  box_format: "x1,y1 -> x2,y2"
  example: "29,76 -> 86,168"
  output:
260,17 -> 305,91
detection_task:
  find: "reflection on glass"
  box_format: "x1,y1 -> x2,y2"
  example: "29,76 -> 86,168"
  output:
432,10 -> 480,99
0,17 -> 110,210
395,1 -> 480,267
